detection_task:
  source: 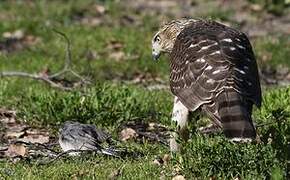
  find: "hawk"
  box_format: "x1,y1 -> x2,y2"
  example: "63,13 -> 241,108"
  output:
151,19 -> 262,151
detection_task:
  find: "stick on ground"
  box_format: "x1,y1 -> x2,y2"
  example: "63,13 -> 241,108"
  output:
0,29 -> 90,91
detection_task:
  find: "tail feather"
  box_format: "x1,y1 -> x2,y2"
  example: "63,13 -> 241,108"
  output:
217,88 -> 256,139
203,88 -> 256,139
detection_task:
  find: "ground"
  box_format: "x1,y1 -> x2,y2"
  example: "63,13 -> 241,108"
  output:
0,0 -> 290,179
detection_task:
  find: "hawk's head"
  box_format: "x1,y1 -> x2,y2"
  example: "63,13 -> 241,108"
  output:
152,18 -> 197,60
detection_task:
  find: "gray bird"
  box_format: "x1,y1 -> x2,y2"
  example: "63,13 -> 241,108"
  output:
58,121 -> 119,156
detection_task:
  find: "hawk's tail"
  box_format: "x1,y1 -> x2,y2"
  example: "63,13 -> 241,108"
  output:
217,88 -> 256,140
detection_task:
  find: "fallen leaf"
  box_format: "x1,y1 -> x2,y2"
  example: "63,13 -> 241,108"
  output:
119,128 -> 137,141
83,49 -> 99,61
173,165 -> 182,175
5,124 -> 29,140
109,51 -> 125,61
172,175 -> 185,180
162,154 -> 170,165
18,134 -> 49,144
250,4 -> 262,12
3,29 -> 24,39
23,35 -> 41,46
148,122 -> 158,131
159,174 -> 166,180
152,158 -> 163,166
106,40 -> 124,51
0,108 -> 17,119
120,15 -> 138,26
108,169 -> 122,180
6,131 -> 25,139
6,144 -> 27,157
38,67 -> 50,77
152,154 -> 170,166
25,128 -> 49,136
0,31 -> 41,54
80,17 -> 103,27
94,4 -> 106,15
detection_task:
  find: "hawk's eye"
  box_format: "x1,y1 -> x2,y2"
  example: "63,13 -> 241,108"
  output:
154,35 -> 161,43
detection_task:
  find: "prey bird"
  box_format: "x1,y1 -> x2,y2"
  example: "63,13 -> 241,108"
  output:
59,121 -> 121,156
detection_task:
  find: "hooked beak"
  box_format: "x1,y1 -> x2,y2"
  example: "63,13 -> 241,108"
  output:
152,51 -> 161,61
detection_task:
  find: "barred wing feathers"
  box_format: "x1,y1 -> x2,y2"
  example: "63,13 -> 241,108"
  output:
169,20 -> 261,138
170,20 -> 261,111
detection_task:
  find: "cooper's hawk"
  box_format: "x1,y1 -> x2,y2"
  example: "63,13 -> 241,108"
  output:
151,19 -> 262,151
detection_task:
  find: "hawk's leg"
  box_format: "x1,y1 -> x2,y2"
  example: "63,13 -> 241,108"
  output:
170,97 -> 189,152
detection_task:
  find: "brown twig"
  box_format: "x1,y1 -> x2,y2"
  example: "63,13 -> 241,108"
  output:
135,131 -> 169,146
0,30 -> 91,91
13,140 -> 59,154
37,148 -> 124,165
0,71 -> 75,91
37,149 -> 96,165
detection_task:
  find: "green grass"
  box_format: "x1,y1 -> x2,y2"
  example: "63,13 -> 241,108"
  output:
254,36 -> 290,67
0,0 -> 290,179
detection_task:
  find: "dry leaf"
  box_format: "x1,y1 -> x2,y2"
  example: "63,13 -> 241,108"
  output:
6,144 -> 27,157
148,122 -> 157,131
84,49 -> 99,61
159,174 -> 166,180
80,17 -> 103,27
0,108 -> 16,119
3,30 -> 24,39
6,131 -> 25,139
18,134 -> 49,144
106,40 -> 124,50
108,169 -> 121,180
250,4 -> 262,12
152,158 -> 162,166
23,35 -> 41,46
0,31 -> 41,54
109,51 -> 125,61
152,154 -> 170,166
5,124 -> 28,140
162,154 -> 170,165
94,4 -> 106,14
120,128 -> 137,141
172,175 -> 186,180
25,128 -> 49,136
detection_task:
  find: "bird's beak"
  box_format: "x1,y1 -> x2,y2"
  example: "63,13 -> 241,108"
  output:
152,43 -> 161,61
152,51 -> 161,61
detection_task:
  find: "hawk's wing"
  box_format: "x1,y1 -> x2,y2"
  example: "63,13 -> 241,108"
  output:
169,20 -> 261,111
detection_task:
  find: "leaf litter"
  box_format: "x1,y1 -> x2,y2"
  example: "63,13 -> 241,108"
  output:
0,108 -> 53,160
0,29 -> 41,54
